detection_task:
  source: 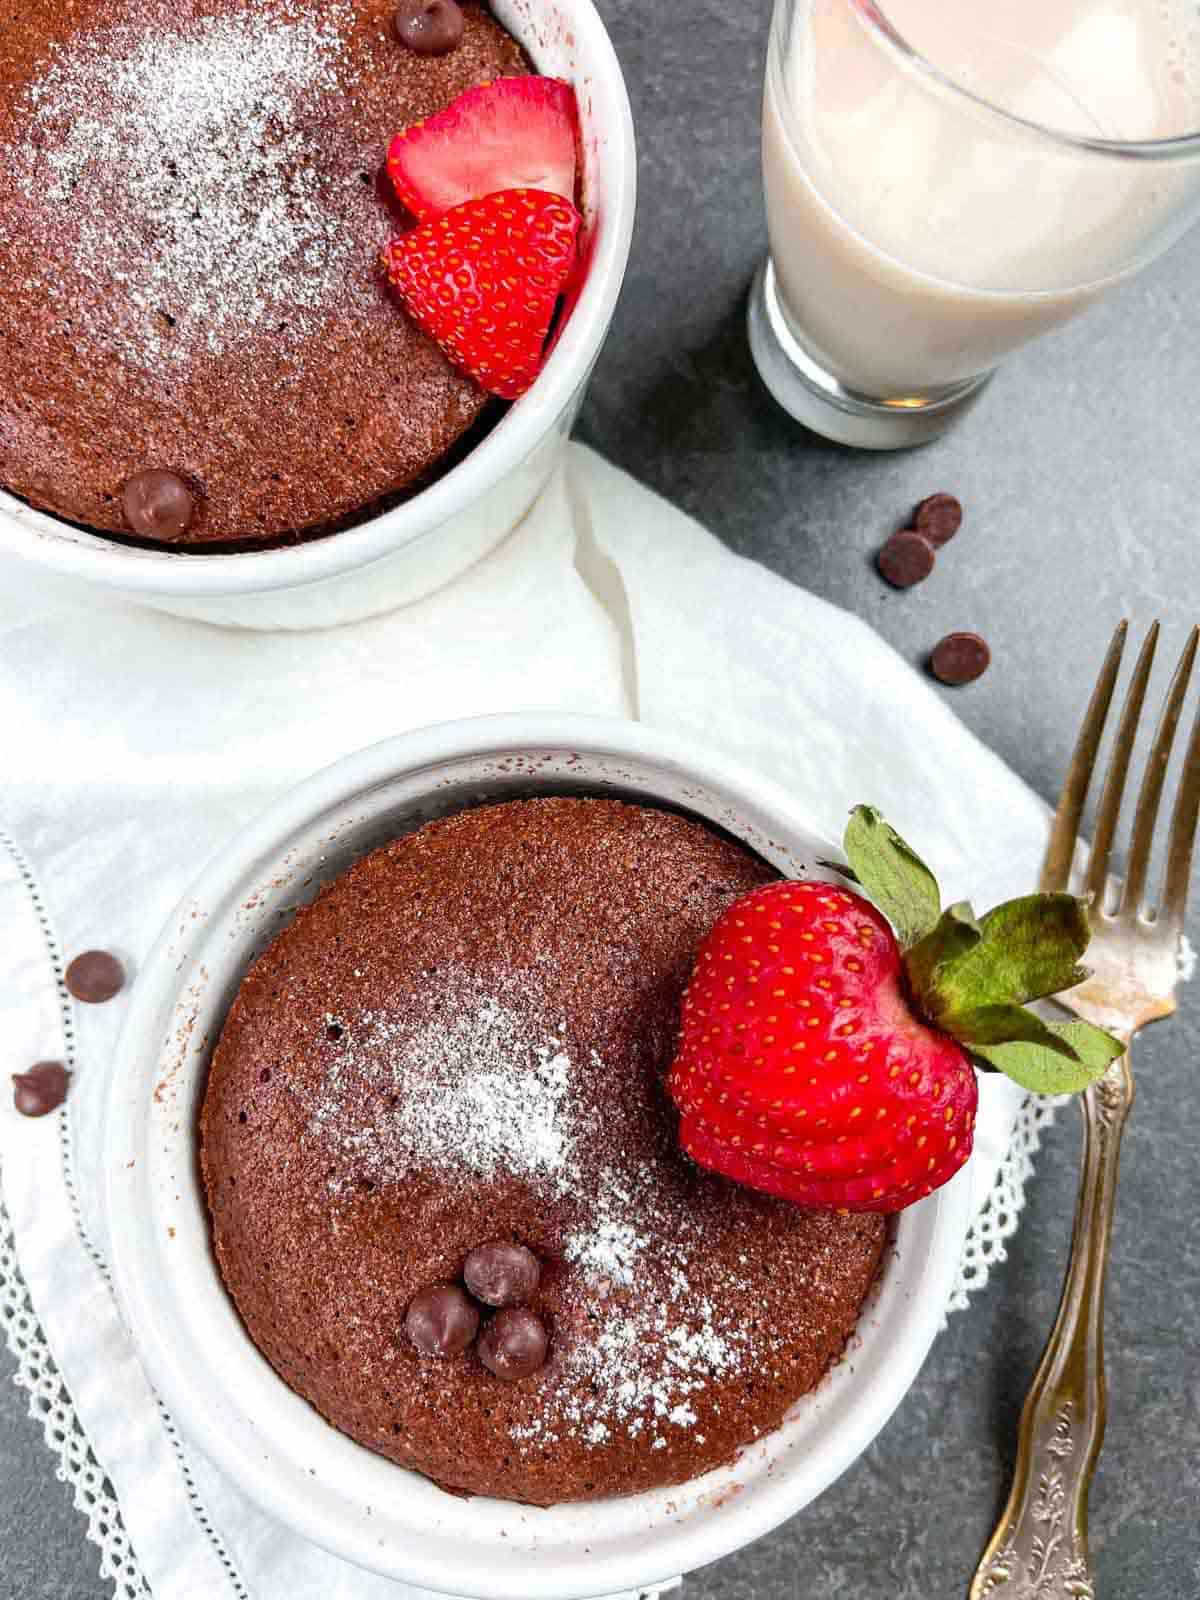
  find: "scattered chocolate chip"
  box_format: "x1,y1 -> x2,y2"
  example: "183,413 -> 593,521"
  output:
405,1284 -> 479,1357
64,949 -> 126,1004
930,631 -> 991,686
12,1062 -> 70,1118
914,493 -> 962,546
393,0 -> 464,54
478,1307 -> 549,1381
464,1240 -> 541,1307
877,530 -> 936,589
121,469 -> 195,541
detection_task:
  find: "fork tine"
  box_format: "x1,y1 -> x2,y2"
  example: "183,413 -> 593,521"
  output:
1122,625 -> 1200,917
1084,623 -> 1160,910
1040,621 -> 1129,893
1161,675 -> 1200,929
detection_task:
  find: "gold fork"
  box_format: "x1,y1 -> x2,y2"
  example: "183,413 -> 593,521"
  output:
970,620 -> 1200,1600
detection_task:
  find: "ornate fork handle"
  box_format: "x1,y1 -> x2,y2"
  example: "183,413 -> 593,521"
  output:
971,1053 -> 1135,1600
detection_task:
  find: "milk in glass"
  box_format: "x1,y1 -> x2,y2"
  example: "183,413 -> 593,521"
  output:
763,0 -> 1200,397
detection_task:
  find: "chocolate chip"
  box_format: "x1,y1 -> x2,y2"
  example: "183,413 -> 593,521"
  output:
478,1308 -> 549,1381
393,0 -> 464,54
877,530 -> 936,589
64,949 -> 125,1004
405,1284 -> 479,1357
12,1062 -> 70,1118
464,1241 -> 541,1307
914,493 -> 962,546
930,631 -> 991,686
121,470 -> 195,541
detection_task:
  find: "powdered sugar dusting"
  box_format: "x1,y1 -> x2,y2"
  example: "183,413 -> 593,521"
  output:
312,1000 -> 580,1192
301,981 -> 763,1455
9,4 -> 360,368
563,1167 -> 650,1287
557,1291 -> 747,1447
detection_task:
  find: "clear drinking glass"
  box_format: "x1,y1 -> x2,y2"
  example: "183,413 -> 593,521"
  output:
748,0 -> 1200,448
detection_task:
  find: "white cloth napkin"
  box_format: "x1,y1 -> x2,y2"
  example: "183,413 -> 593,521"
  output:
0,444 -> 1051,1600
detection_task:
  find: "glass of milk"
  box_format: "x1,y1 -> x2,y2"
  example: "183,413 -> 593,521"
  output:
749,0 -> 1200,448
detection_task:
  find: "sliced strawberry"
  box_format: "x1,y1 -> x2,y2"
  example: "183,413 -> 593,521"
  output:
387,77 -> 578,222
544,217 -> 594,361
680,1121 -> 941,1215
383,188 -> 580,400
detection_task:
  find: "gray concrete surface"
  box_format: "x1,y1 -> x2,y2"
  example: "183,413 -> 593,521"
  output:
3,0 -> 1198,1594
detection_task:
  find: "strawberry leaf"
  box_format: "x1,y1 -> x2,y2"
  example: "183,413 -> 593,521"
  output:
971,1021 -> 1123,1094
905,902 -> 982,1005
944,1003 -> 1081,1053
926,894 -> 1091,1016
1051,1021 -> 1127,1073
842,806 -> 941,949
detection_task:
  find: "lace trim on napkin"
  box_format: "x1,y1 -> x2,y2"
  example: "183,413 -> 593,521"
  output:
0,826 -> 247,1599
0,825 -> 1063,1598
1,1199 -> 150,1598
947,1093 -> 1068,1315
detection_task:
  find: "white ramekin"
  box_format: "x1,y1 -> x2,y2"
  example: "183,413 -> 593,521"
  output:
0,1 -> 636,631
105,714 -> 972,1599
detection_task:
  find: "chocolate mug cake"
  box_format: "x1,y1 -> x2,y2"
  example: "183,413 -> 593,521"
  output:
0,0 -> 531,548
202,798 -> 886,1504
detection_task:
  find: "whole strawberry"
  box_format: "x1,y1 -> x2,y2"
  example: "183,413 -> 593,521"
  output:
669,806 -> 1122,1214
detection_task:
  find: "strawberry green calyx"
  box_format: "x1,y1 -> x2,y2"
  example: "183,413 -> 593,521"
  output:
840,807 -> 941,946
840,805 -> 1123,1094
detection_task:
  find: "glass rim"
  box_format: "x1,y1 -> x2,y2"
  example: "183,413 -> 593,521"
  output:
847,0 -> 1200,161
